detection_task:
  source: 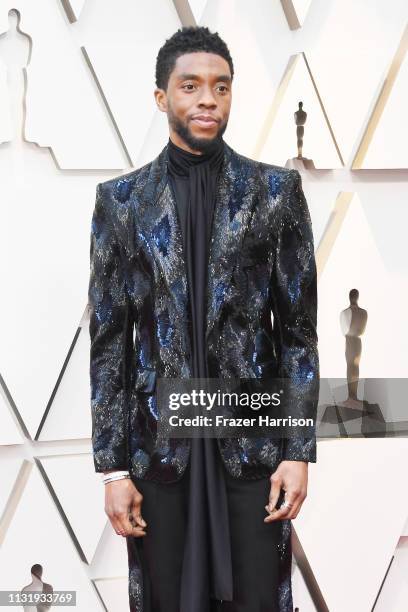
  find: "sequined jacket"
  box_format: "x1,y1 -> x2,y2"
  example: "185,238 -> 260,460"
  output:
88,140 -> 319,482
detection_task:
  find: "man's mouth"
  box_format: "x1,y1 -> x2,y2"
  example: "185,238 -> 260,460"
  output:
191,116 -> 218,128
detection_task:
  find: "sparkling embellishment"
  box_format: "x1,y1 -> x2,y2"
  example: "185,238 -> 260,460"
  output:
88,142 -> 319,612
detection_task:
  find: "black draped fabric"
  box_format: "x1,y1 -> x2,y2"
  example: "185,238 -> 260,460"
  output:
167,136 -> 234,612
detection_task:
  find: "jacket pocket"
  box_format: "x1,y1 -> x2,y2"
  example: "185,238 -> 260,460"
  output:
134,367 -> 157,394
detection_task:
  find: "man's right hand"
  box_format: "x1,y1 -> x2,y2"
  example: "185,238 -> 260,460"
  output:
104,477 -> 147,538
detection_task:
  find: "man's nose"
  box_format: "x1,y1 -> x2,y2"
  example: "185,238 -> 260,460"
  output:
197,85 -> 217,106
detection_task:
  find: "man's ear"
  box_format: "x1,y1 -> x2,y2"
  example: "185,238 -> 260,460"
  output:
154,89 -> 167,113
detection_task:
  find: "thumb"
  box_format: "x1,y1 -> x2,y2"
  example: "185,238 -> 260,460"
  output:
130,500 -> 147,528
136,515 -> 147,528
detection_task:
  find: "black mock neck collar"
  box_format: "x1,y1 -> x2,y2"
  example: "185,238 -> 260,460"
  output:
167,137 -> 224,172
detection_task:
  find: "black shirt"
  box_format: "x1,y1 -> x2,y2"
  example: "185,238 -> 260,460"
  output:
167,137 -> 233,612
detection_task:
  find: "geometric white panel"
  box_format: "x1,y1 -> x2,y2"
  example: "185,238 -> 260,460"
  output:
94,577 -> 130,612
297,439 -> 408,612
83,40 -> 157,169
40,454 -> 107,564
65,1 -> 86,22
281,0 -> 313,29
0,389 -> 23,445
39,324 -> 92,441
91,520 -> 129,580
0,63 -> 13,143
362,378 -> 408,431
0,459 -> 23,525
292,560 -> 318,611
297,179 -> 338,249
0,465 -> 105,610
0,1 -> 126,169
0,166 -> 98,438
362,47 -> 408,169
374,536 -> 408,611
318,193 -> 408,378
307,0 -> 408,165
259,53 -> 342,168
290,0 -> 313,27
188,0 -> 208,23
79,0 -> 181,167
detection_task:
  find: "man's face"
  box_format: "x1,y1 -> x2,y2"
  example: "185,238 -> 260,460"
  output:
155,51 -> 232,154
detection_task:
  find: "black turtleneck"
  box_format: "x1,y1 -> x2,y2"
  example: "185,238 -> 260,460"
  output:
167,137 -> 224,377
167,137 -> 234,612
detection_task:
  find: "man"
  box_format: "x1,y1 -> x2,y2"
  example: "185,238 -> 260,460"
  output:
88,26 -> 319,612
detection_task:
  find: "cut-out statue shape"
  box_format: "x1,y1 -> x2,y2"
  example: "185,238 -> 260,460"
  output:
294,101 -> 307,159
339,288 -> 368,411
20,563 -> 53,612
286,101 -> 315,169
0,8 -> 30,145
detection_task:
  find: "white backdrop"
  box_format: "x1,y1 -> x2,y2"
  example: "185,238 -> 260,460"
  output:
0,1 -> 407,610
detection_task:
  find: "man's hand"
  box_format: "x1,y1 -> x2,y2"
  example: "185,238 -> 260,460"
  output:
264,460 -> 308,522
104,477 -> 147,537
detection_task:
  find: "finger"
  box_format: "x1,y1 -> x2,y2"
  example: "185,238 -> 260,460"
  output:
115,522 -> 146,537
127,519 -> 147,536
131,510 -> 147,529
128,525 -> 147,537
267,473 -> 282,513
264,505 -> 291,522
283,488 -> 306,519
122,503 -> 147,535
264,491 -> 302,522
264,495 -> 294,521
127,508 -> 147,537
291,492 -> 307,519
117,510 -> 147,537
130,497 -> 147,529
108,515 -> 122,535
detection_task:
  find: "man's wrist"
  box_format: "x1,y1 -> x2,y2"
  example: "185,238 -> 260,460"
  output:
100,469 -> 130,484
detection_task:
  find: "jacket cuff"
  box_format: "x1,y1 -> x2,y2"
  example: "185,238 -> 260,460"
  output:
93,454 -> 129,473
281,437 -> 317,463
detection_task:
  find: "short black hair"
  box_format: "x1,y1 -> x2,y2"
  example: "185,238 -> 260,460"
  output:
155,26 -> 234,91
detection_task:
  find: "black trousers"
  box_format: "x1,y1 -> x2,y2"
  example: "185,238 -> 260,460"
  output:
130,458 -> 282,612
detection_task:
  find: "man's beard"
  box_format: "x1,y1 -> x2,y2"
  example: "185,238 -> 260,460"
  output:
167,105 -> 228,154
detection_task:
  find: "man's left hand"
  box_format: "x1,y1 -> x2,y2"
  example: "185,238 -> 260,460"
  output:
264,460 -> 308,522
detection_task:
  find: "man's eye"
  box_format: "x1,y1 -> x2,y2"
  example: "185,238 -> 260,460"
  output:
217,86 -> 228,93
182,84 -> 195,90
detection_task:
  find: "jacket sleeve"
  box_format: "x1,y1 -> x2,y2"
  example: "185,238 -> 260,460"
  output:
270,170 -> 319,463
88,182 -> 134,473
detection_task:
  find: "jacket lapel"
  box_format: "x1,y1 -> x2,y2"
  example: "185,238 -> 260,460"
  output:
138,140 -> 258,350
205,146 -> 259,341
